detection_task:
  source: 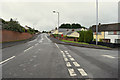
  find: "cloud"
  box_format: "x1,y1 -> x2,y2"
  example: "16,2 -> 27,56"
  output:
0,1 -> 118,31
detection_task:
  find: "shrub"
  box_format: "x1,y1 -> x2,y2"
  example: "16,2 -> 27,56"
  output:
78,31 -> 84,42
2,18 -> 25,33
78,30 -> 93,43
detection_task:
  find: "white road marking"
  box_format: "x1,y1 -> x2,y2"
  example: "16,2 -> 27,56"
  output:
30,59 -> 33,62
78,68 -> 87,76
61,51 -> 64,53
63,54 -> 66,58
102,55 -> 116,59
35,43 -> 39,46
70,58 -> 75,61
67,54 -> 72,58
65,51 -> 68,53
68,68 -> 77,77
64,57 -> 68,61
73,62 -> 80,67
66,52 -> 69,55
45,35 -> 51,42
66,62 -> 72,67
23,68 -> 26,71
33,56 -> 37,58
24,46 -> 34,52
55,43 -> 60,49
0,56 -> 15,65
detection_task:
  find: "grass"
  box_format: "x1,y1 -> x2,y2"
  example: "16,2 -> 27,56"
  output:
61,40 -> 89,45
61,39 -> 111,49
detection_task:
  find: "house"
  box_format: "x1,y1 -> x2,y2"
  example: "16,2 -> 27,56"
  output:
67,31 -> 79,38
51,28 -> 88,38
90,23 -> 120,43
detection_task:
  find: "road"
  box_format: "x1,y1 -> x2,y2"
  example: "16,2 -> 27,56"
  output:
1,33 -> 119,79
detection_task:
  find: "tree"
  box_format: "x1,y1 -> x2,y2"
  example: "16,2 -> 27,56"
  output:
78,31 -> 84,42
84,30 -> 93,43
78,30 -> 93,43
59,23 -> 85,29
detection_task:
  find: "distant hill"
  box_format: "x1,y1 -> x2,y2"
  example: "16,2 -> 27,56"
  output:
59,23 -> 86,29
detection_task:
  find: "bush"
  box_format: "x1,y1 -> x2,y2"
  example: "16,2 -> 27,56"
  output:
84,30 -> 93,43
2,18 -> 25,33
78,31 -> 84,42
78,30 -> 93,43
99,39 -> 103,42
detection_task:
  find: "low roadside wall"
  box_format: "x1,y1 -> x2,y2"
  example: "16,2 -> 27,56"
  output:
1,30 -> 34,42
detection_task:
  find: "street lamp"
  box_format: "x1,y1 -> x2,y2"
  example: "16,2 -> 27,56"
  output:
53,10 -> 60,29
96,0 -> 98,45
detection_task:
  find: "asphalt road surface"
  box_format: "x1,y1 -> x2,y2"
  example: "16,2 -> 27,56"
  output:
1,33 -> 119,79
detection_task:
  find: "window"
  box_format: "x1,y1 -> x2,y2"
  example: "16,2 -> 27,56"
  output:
108,31 -> 120,35
108,31 -> 114,35
115,39 -> 120,43
98,32 -> 101,35
117,31 -> 120,35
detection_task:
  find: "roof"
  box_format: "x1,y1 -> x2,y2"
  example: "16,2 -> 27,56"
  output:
90,23 -> 120,32
67,31 -> 79,38
66,31 -> 74,35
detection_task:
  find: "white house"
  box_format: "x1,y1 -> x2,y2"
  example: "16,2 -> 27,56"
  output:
105,31 -> 120,43
90,23 -> 120,43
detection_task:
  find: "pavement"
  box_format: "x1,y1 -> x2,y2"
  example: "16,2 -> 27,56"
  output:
0,33 -> 119,80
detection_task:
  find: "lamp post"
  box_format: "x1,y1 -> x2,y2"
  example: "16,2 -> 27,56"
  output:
96,0 -> 98,45
53,11 -> 60,29
53,11 -> 60,39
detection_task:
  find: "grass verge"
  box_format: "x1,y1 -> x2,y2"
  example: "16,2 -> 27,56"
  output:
61,39 -> 111,49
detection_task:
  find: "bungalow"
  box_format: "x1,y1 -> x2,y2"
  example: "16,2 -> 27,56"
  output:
90,23 -> 120,43
53,28 -> 87,36
67,31 -> 79,38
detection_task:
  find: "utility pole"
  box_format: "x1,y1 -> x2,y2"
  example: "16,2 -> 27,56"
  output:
96,0 -> 98,45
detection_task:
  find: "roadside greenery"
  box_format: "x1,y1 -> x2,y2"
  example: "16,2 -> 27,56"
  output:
78,30 -> 93,43
2,18 -> 24,33
61,39 -> 110,48
2,18 -> 39,34
61,40 -> 89,45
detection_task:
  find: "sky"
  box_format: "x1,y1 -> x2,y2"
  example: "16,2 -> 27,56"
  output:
0,0 -> 119,31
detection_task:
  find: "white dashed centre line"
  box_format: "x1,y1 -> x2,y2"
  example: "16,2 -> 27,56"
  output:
0,56 -> 15,65
70,58 -> 75,61
24,46 -> 34,52
73,62 -> 80,67
78,68 -> 88,76
66,62 -> 72,67
68,68 -> 77,77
